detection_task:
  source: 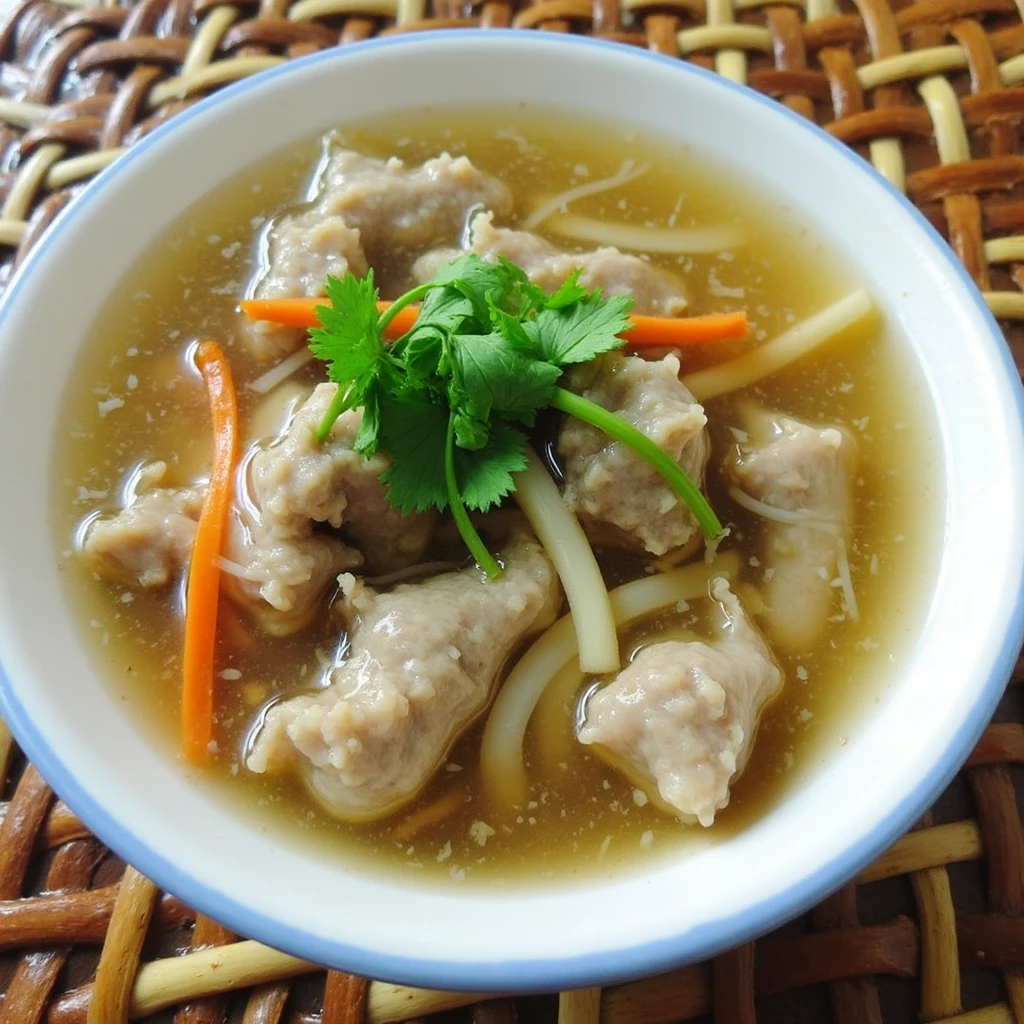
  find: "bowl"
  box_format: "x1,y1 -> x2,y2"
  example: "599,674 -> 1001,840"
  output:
0,30 -> 1022,992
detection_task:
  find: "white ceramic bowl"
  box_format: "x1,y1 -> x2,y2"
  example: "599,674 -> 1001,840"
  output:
0,31 -> 1022,992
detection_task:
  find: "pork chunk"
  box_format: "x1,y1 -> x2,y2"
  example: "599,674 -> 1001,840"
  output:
319,151 -> 512,264
558,352 -> 710,555
248,382 -> 435,573
246,533 -> 560,821
248,216 -> 368,362
225,382 -> 433,632
81,475 -> 361,637
727,409 -> 855,652
81,480 -> 203,587
413,210 -> 688,316
80,384 -> 434,634
247,152 -> 511,360
579,579 -> 782,826
220,513 -> 361,637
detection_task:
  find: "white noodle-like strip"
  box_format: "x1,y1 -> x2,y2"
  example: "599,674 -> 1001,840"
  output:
728,489 -> 859,622
834,536 -> 860,620
247,347 -> 315,395
521,160 -> 650,231
480,551 -> 740,808
512,446 -> 619,675
683,289 -> 874,401
727,486 -> 841,531
217,557 -> 270,582
543,213 -> 745,255
363,561 -> 460,587
482,617 -> 577,804
532,658 -> 589,770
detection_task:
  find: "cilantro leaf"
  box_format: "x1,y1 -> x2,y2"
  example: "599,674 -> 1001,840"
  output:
392,324 -> 446,382
412,284 -> 476,334
308,272 -> 384,394
304,252 -> 722,573
524,290 -> 633,365
456,421 -> 529,511
543,269 -> 588,309
376,392 -> 527,518
489,301 -> 537,356
451,407 -> 491,451
429,253 -> 538,322
494,256 -> 548,314
352,380 -> 380,455
448,333 -> 560,427
376,391 -> 449,514
440,335 -> 491,451
307,271 -> 392,445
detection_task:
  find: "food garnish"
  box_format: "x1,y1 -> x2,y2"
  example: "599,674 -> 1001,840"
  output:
289,255 -> 725,575
240,297 -> 749,347
182,340 -> 238,764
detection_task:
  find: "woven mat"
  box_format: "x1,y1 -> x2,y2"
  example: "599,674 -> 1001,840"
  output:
2,2 -> 1024,1021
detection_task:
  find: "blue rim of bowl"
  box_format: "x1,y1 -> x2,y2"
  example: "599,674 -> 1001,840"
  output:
0,28 -> 1023,994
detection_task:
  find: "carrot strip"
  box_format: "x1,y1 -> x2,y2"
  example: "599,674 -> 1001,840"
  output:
240,298 -> 747,346
378,303 -> 419,338
239,297 -> 323,327
625,310 -> 748,346
390,787 -> 466,842
240,298 -> 417,339
182,341 -> 239,764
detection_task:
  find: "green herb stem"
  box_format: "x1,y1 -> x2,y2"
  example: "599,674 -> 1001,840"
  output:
551,386 -> 725,541
314,384 -> 354,443
377,282 -> 435,336
444,412 -> 502,579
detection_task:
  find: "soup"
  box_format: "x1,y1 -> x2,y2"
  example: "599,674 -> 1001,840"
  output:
56,110 -> 940,886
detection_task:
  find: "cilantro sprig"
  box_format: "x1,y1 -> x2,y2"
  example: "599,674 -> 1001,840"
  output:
307,254 -> 723,576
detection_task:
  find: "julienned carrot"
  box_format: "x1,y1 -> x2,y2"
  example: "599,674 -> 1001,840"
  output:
239,298 -> 748,346
624,310 -> 748,346
380,302 -> 419,338
240,298 -> 418,338
182,340 -> 239,764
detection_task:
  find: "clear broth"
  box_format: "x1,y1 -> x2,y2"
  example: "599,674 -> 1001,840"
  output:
55,109 -> 941,887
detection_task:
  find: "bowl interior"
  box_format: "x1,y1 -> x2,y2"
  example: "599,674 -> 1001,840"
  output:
0,32 -> 1021,990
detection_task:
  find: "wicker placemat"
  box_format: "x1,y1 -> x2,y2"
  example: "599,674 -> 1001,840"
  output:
2,2 -> 1024,1021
